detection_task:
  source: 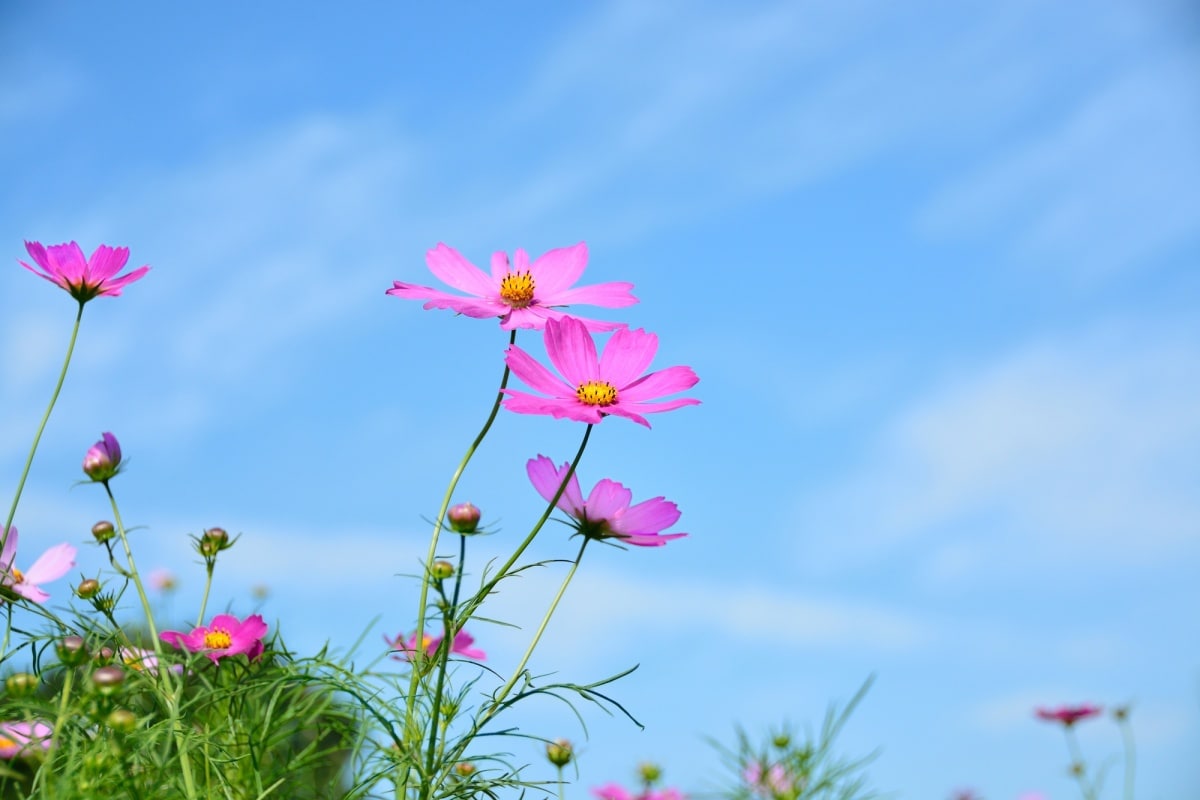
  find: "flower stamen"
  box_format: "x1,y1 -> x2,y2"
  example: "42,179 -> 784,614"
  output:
10,568 -> 24,584
203,629 -> 232,650
575,380 -> 618,407
499,271 -> 536,308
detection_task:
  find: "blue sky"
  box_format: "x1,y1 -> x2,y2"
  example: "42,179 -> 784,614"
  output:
2,1 -> 1198,798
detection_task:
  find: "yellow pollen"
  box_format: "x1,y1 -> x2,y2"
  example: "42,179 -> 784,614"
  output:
576,381 -> 618,407
204,629 -> 233,650
0,736 -> 13,749
11,567 -> 24,583
124,655 -> 145,672
499,271 -> 536,308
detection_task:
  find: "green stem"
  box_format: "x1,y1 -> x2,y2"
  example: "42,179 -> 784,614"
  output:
196,562 -> 215,628
420,531 -> 471,787
402,330 -> 516,799
486,536 -> 589,720
2,301 -> 84,552
454,424 -> 593,632
1117,713 -> 1136,800
1064,725 -> 1096,800
104,482 -> 160,649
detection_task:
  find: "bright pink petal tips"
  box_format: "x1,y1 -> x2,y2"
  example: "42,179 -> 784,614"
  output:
1035,704 -> 1104,726
160,614 -> 267,664
18,241 -> 148,303
503,317 -> 699,428
388,242 -> 635,330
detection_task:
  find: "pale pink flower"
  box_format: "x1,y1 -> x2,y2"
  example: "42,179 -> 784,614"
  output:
160,614 -> 267,664
388,242 -> 635,331
0,527 -> 76,604
19,241 -> 149,303
148,568 -> 177,592
385,629 -> 486,661
503,316 -> 699,427
1035,704 -> 1103,726
527,456 -> 686,547
119,646 -> 183,676
744,762 -> 792,797
0,721 -> 52,758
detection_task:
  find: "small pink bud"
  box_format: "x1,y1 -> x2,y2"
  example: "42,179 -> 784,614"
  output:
447,503 -> 481,533
91,665 -> 126,695
82,432 -> 122,482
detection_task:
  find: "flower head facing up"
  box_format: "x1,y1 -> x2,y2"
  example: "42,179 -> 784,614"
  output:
527,456 -> 687,547
19,241 -> 149,304
387,242 -> 636,331
0,527 -> 77,604
384,629 -> 486,662
82,432 -> 122,482
160,614 -> 267,664
0,721 -> 52,759
503,316 -> 699,427
1035,704 -> 1103,726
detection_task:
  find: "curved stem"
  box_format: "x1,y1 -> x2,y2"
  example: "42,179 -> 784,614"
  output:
1064,726 -> 1096,800
104,482 -> 160,650
196,562 -> 215,628
2,301 -> 84,552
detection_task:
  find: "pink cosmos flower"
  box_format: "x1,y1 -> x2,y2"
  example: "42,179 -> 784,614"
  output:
148,568 -> 177,592
527,456 -> 687,547
0,721 -> 52,758
744,762 -> 793,797
502,316 -> 699,427
384,629 -> 486,661
0,527 -> 77,604
592,784 -> 635,800
19,241 -> 149,303
82,432 -> 122,482
160,613 -> 267,664
387,242 -> 636,331
119,646 -> 183,677
1035,704 -> 1103,726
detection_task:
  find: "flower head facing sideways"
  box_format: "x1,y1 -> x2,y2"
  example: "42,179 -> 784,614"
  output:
1035,704 -> 1103,726
0,721 -> 52,759
0,527 -> 77,604
160,614 -> 267,664
527,456 -> 687,547
19,241 -> 149,304
503,316 -> 699,427
744,762 -> 793,797
384,629 -> 486,661
82,432 -> 122,482
387,242 -> 636,331
120,646 -> 183,677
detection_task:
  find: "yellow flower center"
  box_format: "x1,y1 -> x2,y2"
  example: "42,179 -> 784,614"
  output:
499,271 -> 536,308
576,381 -> 618,406
204,629 -> 233,650
11,567 -> 24,583
0,735 -> 13,749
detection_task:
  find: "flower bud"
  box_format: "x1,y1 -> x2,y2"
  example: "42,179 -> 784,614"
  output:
772,733 -> 791,749
546,738 -> 573,767
82,432 -> 122,482
105,709 -> 138,734
638,762 -> 662,784
57,635 -> 88,665
431,560 -> 455,580
5,672 -> 38,697
199,527 -> 231,557
454,762 -> 476,777
447,503 -> 481,533
76,578 -> 102,599
91,665 -> 126,695
91,520 -> 115,543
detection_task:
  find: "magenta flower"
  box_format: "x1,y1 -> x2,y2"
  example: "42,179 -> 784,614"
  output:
160,614 -> 267,664
0,527 -> 77,604
592,784 -> 635,800
744,762 -> 793,797
19,241 -> 149,303
387,242 -> 635,331
527,456 -> 687,547
384,629 -> 486,661
503,316 -> 699,427
0,721 -> 52,759
82,432 -> 122,482
1035,704 -> 1103,726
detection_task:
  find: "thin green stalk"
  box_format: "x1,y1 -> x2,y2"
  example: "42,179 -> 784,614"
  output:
3,301 -> 85,552
1117,712 -> 1136,800
421,531 -> 471,785
104,483 -> 160,649
196,562 -> 215,628
402,330 -> 516,800
486,536 -> 589,720
1064,726 -> 1097,800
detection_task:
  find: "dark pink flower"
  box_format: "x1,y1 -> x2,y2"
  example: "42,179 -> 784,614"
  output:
82,432 -> 122,482
527,456 -> 687,547
592,784 -> 635,800
387,242 -> 635,331
19,241 -> 149,303
502,316 -> 699,427
160,614 -> 267,664
384,629 -> 486,661
0,721 -> 52,758
0,527 -> 77,604
1035,704 -> 1103,726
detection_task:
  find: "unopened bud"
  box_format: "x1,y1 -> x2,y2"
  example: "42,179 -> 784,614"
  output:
447,503 -> 481,533
638,762 -> 662,784
772,733 -> 791,749
546,739 -> 573,767
105,709 -> 138,734
454,762 -> 476,777
76,578 -> 102,599
91,521 -> 115,543
5,672 -> 38,696
57,635 -> 88,665
199,527 -> 231,557
431,560 -> 455,580
91,665 -> 126,695
82,432 -> 122,482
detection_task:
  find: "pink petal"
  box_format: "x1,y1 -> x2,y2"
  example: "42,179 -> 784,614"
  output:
388,282 -> 506,318
22,543 -> 76,585
603,405 -> 652,427
546,280 -> 638,309
501,392 -> 604,423
614,497 -> 681,536
544,317 -> 599,385
504,344 -> 574,398
424,243 -> 497,298
617,365 -> 700,402
488,251 -> 511,282
527,242 -> 588,298
526,456 -> 585,515
85,244 -> 130,282
97,265 -> 149,296
599,327 -> 658,388
0,526 -> 18,571
504,306 -> 625,333
22,241 -> 49,270
621,531 -> 687,547
584,479 -> 633,521
45,242 -> 87,284
13,583 -> 50,603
